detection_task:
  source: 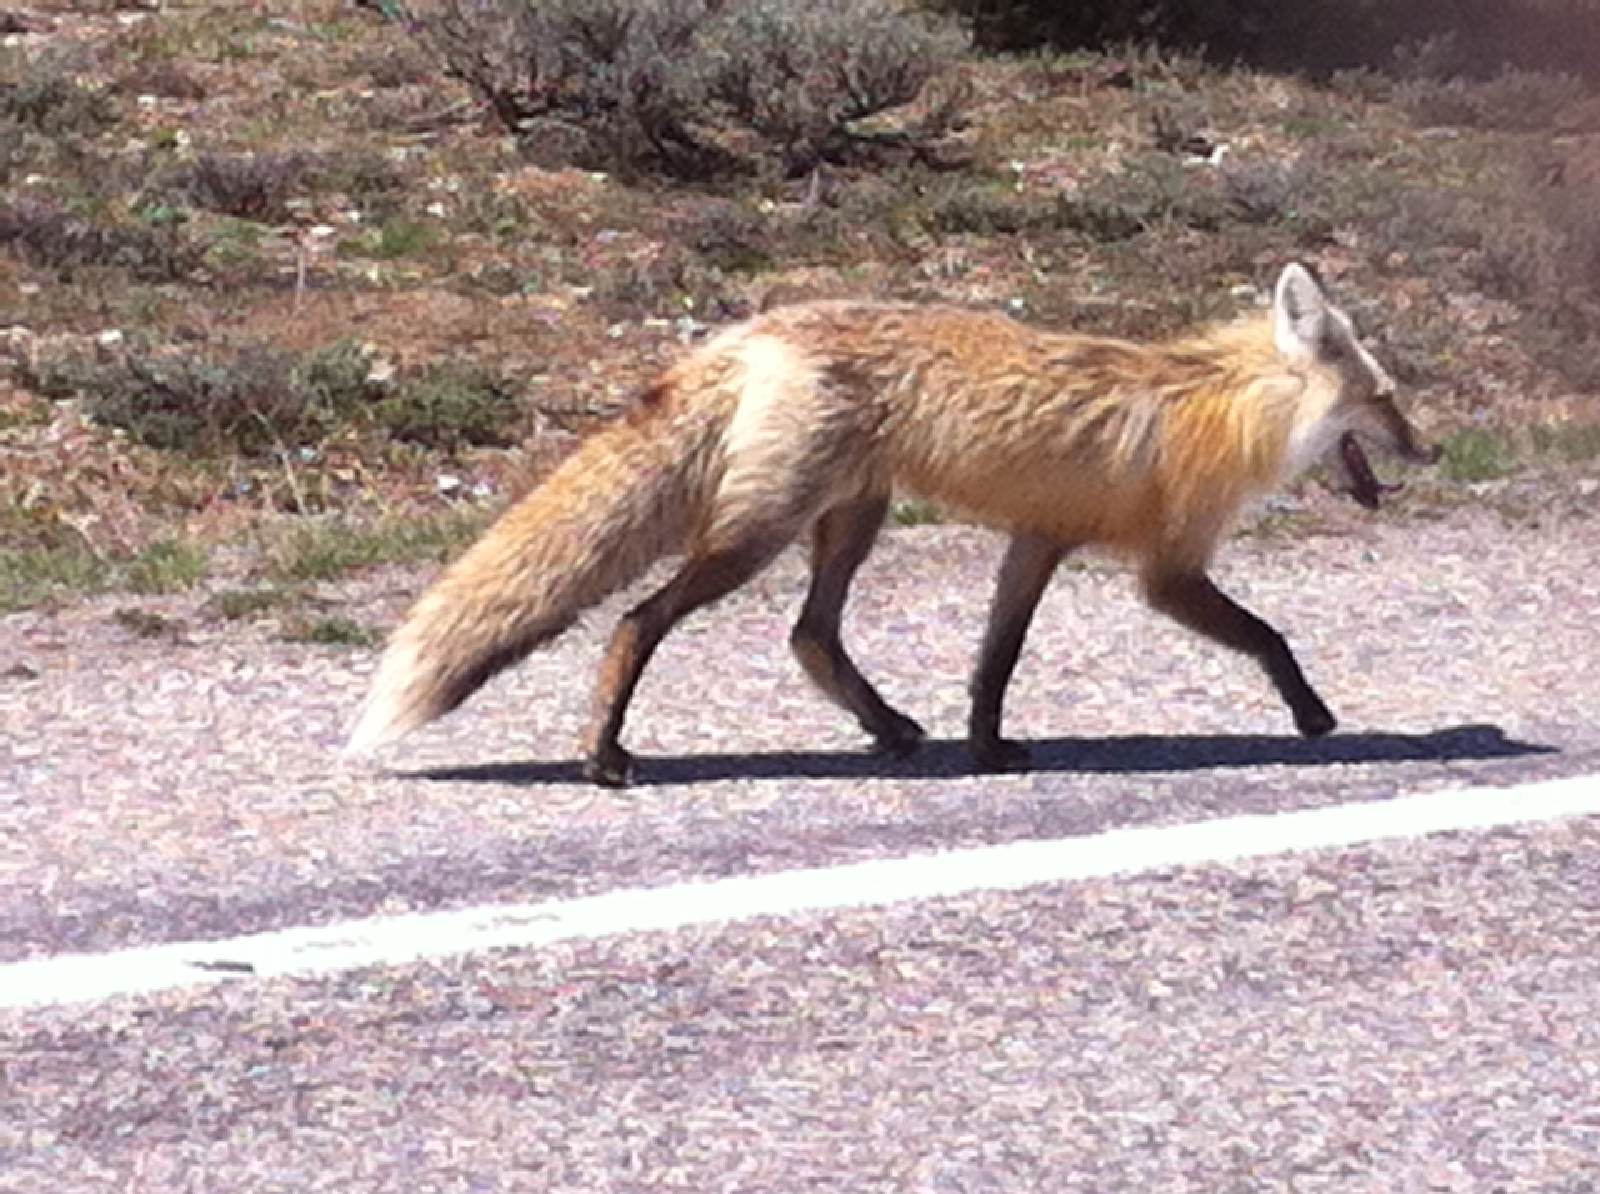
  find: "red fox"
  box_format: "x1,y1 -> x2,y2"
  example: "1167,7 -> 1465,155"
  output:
348,263 -> 1437,785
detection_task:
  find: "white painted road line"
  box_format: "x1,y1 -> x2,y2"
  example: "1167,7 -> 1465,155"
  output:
4,773 -> 1598,1012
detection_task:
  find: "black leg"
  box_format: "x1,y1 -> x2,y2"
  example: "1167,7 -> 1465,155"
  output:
1141,569 -> 1336,738
968,532 -> 1069,770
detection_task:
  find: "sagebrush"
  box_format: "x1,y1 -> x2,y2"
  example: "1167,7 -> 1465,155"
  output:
404,0 -> 967,178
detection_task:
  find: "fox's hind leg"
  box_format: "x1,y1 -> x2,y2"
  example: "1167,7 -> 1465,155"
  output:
968,532 -> 1071,771
790,493 -> 925,756
580,535 -> 789,787
1141,568 -> 1336,738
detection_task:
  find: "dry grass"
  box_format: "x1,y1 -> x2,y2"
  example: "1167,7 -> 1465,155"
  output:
2,0 -> 1598,612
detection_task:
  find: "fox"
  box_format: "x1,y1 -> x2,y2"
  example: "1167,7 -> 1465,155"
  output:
347,262 -> 1438,786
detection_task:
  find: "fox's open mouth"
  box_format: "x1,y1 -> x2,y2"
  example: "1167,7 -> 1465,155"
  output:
1338,432 -> 1404,510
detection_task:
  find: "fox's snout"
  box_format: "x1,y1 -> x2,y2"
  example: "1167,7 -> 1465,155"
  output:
1390,422 -> 1441,466
1336,392 -> 1437,510
1410,440 -> 1444,466
1366,394 -> 1439,466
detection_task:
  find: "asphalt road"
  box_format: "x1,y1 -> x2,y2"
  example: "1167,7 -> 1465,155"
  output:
3,504 -> 1598,1191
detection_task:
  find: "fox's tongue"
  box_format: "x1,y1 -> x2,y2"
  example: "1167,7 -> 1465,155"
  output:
1339,432 -> 1402,510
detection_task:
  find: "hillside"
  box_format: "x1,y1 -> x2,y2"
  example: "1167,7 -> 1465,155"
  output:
3,0 -> 1598,625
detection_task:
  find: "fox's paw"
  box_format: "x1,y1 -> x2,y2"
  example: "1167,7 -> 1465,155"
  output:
870,710 -> 926,758
1293,702 -> 1337,739
583,744 -> 637,788
967,735 -> 1032,773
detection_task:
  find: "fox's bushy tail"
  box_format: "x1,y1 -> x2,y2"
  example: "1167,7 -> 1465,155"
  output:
346,391 -> 725,753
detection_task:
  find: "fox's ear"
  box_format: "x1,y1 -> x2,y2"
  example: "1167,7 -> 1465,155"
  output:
1273,262 -> 1327,360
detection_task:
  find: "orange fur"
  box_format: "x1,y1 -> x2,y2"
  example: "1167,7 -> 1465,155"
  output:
348,264 -> 1432,781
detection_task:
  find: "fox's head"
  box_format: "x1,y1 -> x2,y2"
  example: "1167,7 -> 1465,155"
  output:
1273,262 -> 1439,508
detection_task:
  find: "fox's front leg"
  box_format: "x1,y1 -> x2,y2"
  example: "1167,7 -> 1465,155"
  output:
968,532 -> 1070,771
1141,568 -> 1336,737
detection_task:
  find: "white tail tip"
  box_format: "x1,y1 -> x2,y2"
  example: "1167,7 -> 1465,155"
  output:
344,698 -> 398,756
344,648 -> 420,756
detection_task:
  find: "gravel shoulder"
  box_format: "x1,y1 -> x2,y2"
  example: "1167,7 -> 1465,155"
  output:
2,503 -> 1597,962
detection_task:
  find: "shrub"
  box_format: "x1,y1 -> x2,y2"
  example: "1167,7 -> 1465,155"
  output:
1512,309 -> 1600,391
20,337 -> 533,458
1060,154 -> 1227,240
1,53 -> 118,136
0,198 -> 204,281
405,0 -> 966,178
0,120 -> 22,188
1442,142 -> 1600,388
918,153 -> 1327,252
349,38 -> 435,89
161,148 -> 406,223
378,362 -> 525,450
699,0 -> 967,171
20,339 -> 382,456
1218,159 -> 1296,224
168,150 -> 314,222
920,176 -> 1066,237
586,244 -> 748,322
677,199 -> 781,272
113,59 -> 208,101
1217,157 -> 1337,241
344,215 -> 440,259
319,148 -> 409,217
1396,67 -> 1589,131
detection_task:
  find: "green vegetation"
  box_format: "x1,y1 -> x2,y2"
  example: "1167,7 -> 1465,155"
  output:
280,614 -> 380,648
1,0 -> 1597,615
124,538 -> 209,594
375,362 -> 524,451
0,545 -> 109,614
18,339 -> 381,456
263,511 -> 489,583
1,539 -> 205,611
1440,428 -> 1518,483
346,216 -> 439,260
203,587 -> 297,622
890,498 -> 947,527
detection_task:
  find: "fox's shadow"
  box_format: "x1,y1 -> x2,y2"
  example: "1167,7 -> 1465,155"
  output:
407,723 -> 1554,788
